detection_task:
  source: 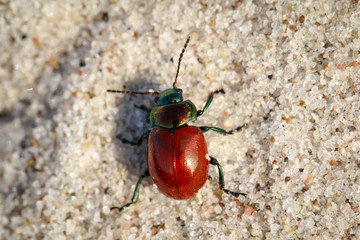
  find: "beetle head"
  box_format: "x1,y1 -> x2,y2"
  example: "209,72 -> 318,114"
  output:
155,88 -> 183,106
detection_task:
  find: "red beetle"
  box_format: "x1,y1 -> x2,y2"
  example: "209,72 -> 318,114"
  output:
107,37 -> 247,212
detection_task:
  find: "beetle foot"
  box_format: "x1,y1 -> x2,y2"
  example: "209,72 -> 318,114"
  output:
121,139 -> 137,145
116,135 -> 138,145
213,89 -> 225,95
110,203 -> 132,212
227,123 -> 248,134
234,123 -> 248,132
223,189 -> 247,198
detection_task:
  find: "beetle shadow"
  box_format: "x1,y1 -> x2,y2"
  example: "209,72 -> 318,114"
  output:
110,73 -> 162,180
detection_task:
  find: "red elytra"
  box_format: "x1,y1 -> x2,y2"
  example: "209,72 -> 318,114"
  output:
147,126 -> 208,199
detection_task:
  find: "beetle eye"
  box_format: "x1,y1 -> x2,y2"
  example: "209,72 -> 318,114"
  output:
154,96 -> 159,103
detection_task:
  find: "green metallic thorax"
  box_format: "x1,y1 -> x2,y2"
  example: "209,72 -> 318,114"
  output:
149,100 -> 197,128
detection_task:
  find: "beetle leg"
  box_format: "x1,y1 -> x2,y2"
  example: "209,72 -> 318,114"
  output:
117,130 -> 150,146
134,104 -> 152,113
197,89 -> 225,117
200,123 -> 247,135
197,92 -> 214,117
209,156 -> 246,198
111,169 -> 150,212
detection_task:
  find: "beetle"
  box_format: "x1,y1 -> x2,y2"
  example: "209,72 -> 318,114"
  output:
108,37 -> 247,212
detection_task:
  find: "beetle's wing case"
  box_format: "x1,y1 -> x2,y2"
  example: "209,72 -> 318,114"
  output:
147,126 -> 208,199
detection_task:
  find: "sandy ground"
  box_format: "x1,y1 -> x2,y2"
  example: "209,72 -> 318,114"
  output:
1,1 -> 360,239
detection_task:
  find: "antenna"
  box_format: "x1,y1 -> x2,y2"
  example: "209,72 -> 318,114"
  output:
172,36 -> 191,88
106,89 -> 159,96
